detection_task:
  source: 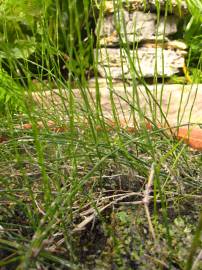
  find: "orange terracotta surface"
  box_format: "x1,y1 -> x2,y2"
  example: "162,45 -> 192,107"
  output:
13,119 -> 202,151
176,127 -> 202,150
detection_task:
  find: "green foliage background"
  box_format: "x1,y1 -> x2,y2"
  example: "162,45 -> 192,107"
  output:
0,0 -> 94,113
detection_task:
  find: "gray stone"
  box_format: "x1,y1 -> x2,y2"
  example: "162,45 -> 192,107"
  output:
96,10 -> 178,45
147,0 -> 188,15
95,44 -> 186,78
97,0 -> 188,15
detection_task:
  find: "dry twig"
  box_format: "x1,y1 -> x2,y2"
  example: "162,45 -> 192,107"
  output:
143,162 -> 156,240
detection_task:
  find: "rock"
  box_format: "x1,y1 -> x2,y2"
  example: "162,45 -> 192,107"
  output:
95,43 -> 186,78
96,0 -> 144,14
88,77 -> 126,88
143,40 -> 187,50
94,83 -> 202,128
96,10 -> 178,45
146,0 -> 188,15
31,83 -> 202,128
96,0 -> 188,15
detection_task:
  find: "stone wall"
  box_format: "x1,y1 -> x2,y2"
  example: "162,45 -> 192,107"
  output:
94,0 -> 188,81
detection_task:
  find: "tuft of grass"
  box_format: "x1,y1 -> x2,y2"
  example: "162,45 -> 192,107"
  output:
0,0 -> 201,269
